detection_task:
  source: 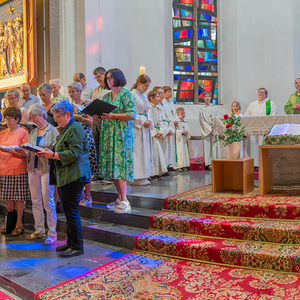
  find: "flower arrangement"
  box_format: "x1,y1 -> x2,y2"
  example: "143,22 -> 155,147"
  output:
217,114 -> 246,146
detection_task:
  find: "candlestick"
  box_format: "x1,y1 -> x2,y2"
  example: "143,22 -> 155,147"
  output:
140,66 -> 146,75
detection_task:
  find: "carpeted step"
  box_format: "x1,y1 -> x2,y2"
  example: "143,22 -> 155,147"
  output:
165,185 -> 300,220
151,211 -> 300,244
135,230 -> 300,273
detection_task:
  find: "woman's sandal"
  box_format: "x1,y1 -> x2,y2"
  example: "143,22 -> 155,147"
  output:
11,226 -> 24,236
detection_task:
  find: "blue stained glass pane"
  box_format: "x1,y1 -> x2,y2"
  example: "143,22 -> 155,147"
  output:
174,31 -> 180,39
198,28 -> 208,37
187,29 -> 193,37
181,9 -> 186,17
175,66 -> 180,70
174,8 -> 179,15
203,13 -> 211,21
174,76 -> 180,80
186,78 -> 194,82
214,88 -> 218,94
185,66 -> 191,70
205,52 -> 212,59
206,40 -> 214,49
199,65 -> 208,70
212,99 -> 217,105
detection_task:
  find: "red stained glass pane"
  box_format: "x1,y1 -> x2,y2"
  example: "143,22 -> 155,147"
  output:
181,81 -> 188,90
180,91 -> 189,98
205,4 -> 214,12
204,80 -> 212,86
179,30 -> 187,39
198,57 -> 204,62
180,0 -> 193,3
204,86 -> 211,91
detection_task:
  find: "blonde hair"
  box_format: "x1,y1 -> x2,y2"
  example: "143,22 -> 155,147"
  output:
130,74 -> 151,91
153,86 -> 163,92
176,107 -> 185,113
230,101 -> 241,115
147,91 -> 158,102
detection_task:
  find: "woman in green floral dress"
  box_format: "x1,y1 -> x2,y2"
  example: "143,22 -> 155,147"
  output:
93,68 -> 136,214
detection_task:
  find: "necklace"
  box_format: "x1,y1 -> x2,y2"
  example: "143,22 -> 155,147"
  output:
7,126 -> 19,134
38,124 -> 48,131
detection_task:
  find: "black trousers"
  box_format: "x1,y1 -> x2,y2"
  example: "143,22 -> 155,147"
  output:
58,180 -> 85,250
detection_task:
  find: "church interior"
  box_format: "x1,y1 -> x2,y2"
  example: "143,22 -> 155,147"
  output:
1,0 -> 300,299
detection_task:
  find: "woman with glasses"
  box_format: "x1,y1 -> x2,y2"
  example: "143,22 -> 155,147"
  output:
16,103 -> 59,244
68,82 -> 98,206
38,83 -> 57,127
0,107 -> 30,236
6,89 -> 28,122
37,100 -> 91,257
93,68 -> 136,213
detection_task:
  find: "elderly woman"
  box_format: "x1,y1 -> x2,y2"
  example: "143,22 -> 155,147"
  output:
0,107 -> 30,235
7,89 -> 28,122
68,82 -> 98,206
93,68 -> 136,214
37,100 -> 91,257
17,103 -> 59,245
38,83 -> 57,126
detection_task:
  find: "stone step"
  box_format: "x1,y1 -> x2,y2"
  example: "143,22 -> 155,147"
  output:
134,230 -> 300,273
151,211 -> 300,244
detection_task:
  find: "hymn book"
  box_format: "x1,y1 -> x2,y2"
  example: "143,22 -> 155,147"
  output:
0,143 -> 44,153
268,123 -> 300,136
81,99 -> 117,118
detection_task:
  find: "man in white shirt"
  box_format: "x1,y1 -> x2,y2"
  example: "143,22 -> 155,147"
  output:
20,83 -> 40,110
73,72 -> 94,101
92,67 -> 109,100
244,87 -> 278,167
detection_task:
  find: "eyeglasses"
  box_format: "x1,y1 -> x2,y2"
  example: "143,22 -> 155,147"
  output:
94,74 -> 103,80
5,117 -> 15,121
68,90 -> 78,94
53,114 -> 63,120
106,76 -> 114,81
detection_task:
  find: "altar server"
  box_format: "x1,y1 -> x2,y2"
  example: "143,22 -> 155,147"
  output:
130,75 -> 153,186
244,88 -> 277,166
199,91 -> 220,170
153,86 -> 175,171
175,107 -> 190,171
163,86 -> 177,170
148,91 -> 167,179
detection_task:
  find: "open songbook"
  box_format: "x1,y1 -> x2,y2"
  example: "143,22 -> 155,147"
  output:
0,143 -> 45,153
268,123 -> 300,136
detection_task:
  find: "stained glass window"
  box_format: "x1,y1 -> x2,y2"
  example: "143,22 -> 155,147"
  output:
173,0 -> 218,104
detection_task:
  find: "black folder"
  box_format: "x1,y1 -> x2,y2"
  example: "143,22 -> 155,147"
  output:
82,99 -> 117,117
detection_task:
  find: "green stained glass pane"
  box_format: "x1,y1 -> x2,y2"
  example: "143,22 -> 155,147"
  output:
198,40 -> 204,48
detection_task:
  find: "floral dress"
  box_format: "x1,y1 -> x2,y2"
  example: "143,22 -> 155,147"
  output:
99,88 -> 136,181
74,100 -> 98,176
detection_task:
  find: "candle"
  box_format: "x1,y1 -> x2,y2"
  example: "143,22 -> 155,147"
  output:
140,66 -> 146,75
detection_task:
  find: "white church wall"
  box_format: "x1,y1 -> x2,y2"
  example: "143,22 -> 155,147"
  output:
219,0 -> 300,115
84,0 -> 173,91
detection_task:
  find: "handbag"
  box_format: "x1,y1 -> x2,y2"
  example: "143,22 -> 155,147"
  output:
5,210 -> 17,234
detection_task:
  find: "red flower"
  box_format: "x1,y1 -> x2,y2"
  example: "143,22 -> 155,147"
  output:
226,123 -> 232,128
224,114 -> 229,120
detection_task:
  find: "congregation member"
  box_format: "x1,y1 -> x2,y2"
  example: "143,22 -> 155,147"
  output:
73,72 -> 94,101
37,100 -> 91,257
18,103 -> 59,245
199,91 -> 220,170
37,83 -> 57,126
50,80 -> 68,103
130,74 -> 153,186
284,78 -> 300,114
0,107 -> 30,236
93,68 -> 136,213
20,83 -> 40,110
68,82 -> 98,206
91,67 -> 111,181
153,86 -> 174,175
244,88 -> 277,167
163,86 -> 177,171
175,107 -> 190,171
91,67 -> 110,100
147,90 -> 167,179
7,89 -> 28,122
230,101 -> 243,117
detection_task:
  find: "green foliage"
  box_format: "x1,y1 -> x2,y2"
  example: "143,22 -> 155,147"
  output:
216,113 -> 246,146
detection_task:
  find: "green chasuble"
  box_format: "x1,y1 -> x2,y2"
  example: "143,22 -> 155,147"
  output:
284,92 -> 300,114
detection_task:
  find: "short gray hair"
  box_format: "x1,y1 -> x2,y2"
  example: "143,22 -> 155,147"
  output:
93,67 -> 106,75
38,83 -> 52,94
51,100 -> 74,116
68,82 -> 82,92
6,89 -> 20,99
27,103 -> 48,120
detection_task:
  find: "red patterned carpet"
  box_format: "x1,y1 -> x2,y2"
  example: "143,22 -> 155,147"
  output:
36,252 -> 300,300
36,185 -> 300,299
0,290 -> 14,300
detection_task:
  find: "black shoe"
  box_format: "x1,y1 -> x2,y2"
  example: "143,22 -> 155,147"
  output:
59,248 -> 84,258
168,167 -> 177,172
162,172 -> 170,177
91,176 -> 101,182
56,243 -> 69,252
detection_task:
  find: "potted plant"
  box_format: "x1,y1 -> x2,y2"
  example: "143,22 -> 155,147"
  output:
217,113 -> 246,159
